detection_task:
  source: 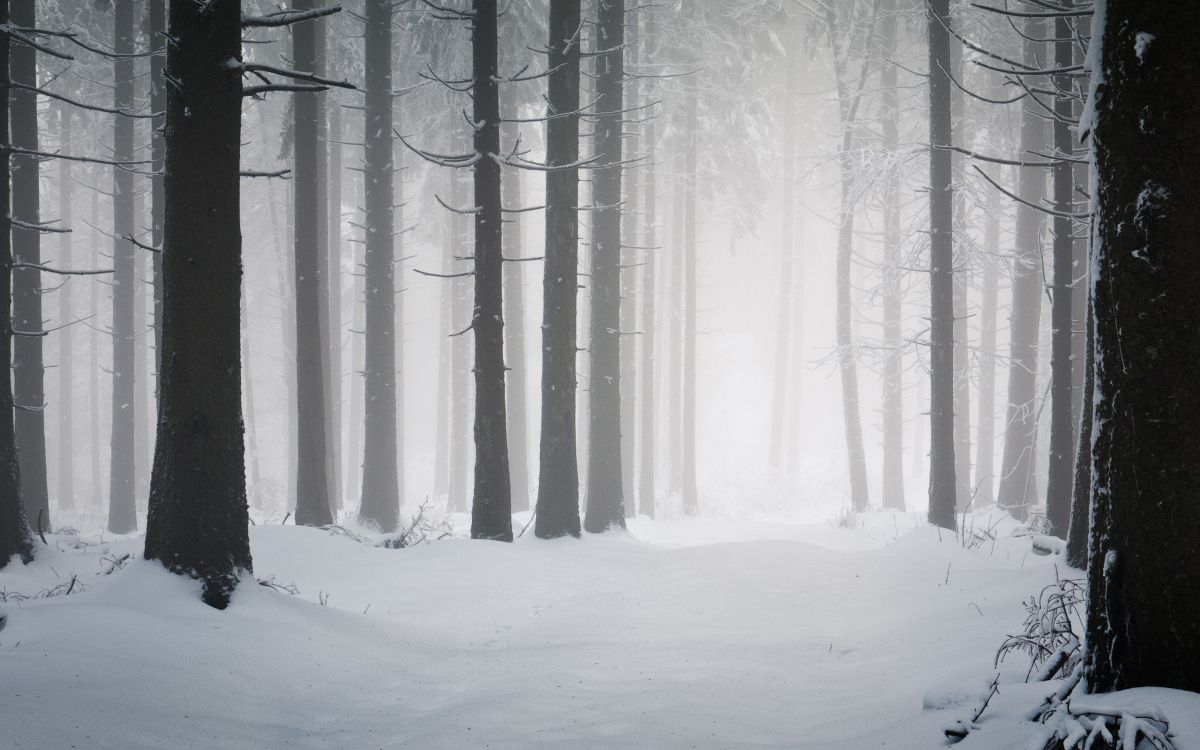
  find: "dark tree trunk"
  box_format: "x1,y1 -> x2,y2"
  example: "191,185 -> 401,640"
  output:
1065,295 -> 1092,570
880,0 -> 904,510
0,0 -> 33,568
500,112 -> 530,514
996,22 -> 1047,521
359,0 -> 399,532
950,7 -> 971,515
143,0 -> 251,610
534,0 -> 584,539
107,0 -> 137,534
620,63 -> 638,519
926,0 -> 956,530
56,105 -> 74,511
89,190 -> 103,511
347,176 -> 365,506
1084,0 -> 1200,692
292,0 -> 332,527
469,0 -> 513,542
328,98 -> 344,515
584,0 -> 628,532
1044,7 -> 1077,538
10,1 -> 48,533
150,0 -> 165,385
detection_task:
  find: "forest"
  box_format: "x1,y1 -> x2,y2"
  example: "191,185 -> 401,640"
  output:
1,0 -> 1199,748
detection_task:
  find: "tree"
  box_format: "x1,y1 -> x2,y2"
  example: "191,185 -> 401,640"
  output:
107,0 -> 138,534
469,0 -> 513,542
926,0 -> 956,530
534,0 -> 584,540
879,0 -> 905,510
0,0 -> 34,569
358,0 -> 400,533
293,0 -> 333,527
996,19 -> 1047,521
584,0 -> 629,532
1043,4 -> 1078,538
56,105 -> 75,512
1083,0 -> 1200,693
143,0 -> 251,610
11,1 -> 49,533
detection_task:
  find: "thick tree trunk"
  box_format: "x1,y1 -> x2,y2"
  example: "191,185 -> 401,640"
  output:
56,106 -> 74,511
584,0 -> 628,532
1084,0 -> 1200,692
347,177 -> 365,506
107,0 -> 137,534
469,0 -> 512,541
880,2 -> 904,510
328,99 -> 344,515
0,0 -> 33,568
926,0 -> 956,530
143,0 -> 251,610
668,145 -> 684,496
534,0 -> 583,539
1044,8 -> 1077,538
150,0 -> 165,385
996,22 -> 1047,521
620,68 -> 638,519
359,0 -> 400,532
90,191 -> 103,511
11,1 -> 48,533
292,1 -> 332,526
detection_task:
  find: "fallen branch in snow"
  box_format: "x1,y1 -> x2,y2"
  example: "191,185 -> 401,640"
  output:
257,576 -> 301,596
1028,700 -> 1175,750
0,575 -> 91,602
944,673 -> 1001,743
380,503 -> 454,549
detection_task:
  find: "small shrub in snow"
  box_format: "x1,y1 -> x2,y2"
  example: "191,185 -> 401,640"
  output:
996,573 -> 1084,682
0,575 -> 90,602
381,503 -> 454,549
256,576 -> 301,596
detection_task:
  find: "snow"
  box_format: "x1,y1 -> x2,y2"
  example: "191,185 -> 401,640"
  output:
1134,32 -> 1154,64
2,511 -> 1197,748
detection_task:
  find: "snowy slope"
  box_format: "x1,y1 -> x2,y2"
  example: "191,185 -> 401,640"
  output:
1,512 -> 1195,749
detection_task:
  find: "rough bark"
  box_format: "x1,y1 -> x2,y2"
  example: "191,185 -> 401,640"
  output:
150,0 -> 165,384
359,0 -> 400,532
974,202 -> 1000,507
449,168 -> 470,514
1065,296 -> 1092,570
292,0 -> 332,527
1044,7 -> 1077,538
56,105 -> 74,511
143,0 -> 251,610
0,0 -> 34,568
11,1 -> 48,533
107,0 -> 138,534
996,21 -> 1047,521
328,97 -> 344,515
500,112 -> 530,514
926,0 -> 956,530
534,0 -> 583,539
584,0 -> 628,532
469,0 -> 513,542
1084,0 -> 1200,693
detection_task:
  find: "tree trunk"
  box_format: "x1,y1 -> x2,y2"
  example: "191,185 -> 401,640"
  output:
534,0 -> 584,539
468,0 -> 512,542
680,84 -> 699,517
1044,7 -> 1077,538
359,0 -> 400,532
0,0 -> 33,568
449,168 -> 470,514
56,105 -> 75,511
90,190 -> 103,512
880,0 -> 904,510
770,54 -> 797,478
1065,295 -> 1092,570
150,0 -> 165,387
501,112 -> 530,514
584,0 -> 628,533
637,79 -> 657,520
107,0 -> 137,534
1084,0 -> 1200,692
292,0 -> 332,526
328,97 -> 344,515
926,0 -> 956,530
620,63 -> 639,519
974,200 -> 1000,508
11,1 -> 48,534
143,0 -> 251,610
996,21 -> 1047,522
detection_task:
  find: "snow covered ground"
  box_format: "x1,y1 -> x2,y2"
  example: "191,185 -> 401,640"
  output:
2,510 -> 1197,749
